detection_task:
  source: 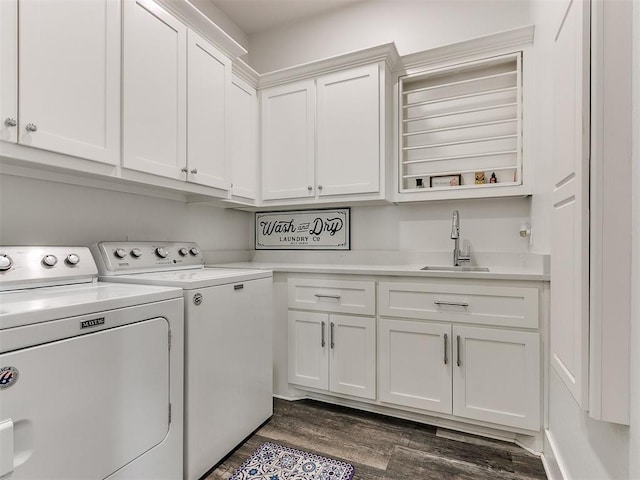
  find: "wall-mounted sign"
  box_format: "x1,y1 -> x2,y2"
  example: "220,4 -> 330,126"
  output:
256,208 -> 350,250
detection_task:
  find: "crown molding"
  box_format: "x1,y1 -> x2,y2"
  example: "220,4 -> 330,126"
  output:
257,43 -> 401,89
399,25 -> 535,74
154,0 -> 247,58
232,59 -> 260,87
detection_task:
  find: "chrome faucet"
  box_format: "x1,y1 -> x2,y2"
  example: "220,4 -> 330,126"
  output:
451,210 -> 470,266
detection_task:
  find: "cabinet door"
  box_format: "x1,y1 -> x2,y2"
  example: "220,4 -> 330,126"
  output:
0,0 -> 17,144
453,325 -> 540,430
261,80 -> 315,200
18,0 -> 120,164
123,0 -> 186,179
288,311 -> 328,390
316,63 -> 380,196
229,75 -> 257,200
379,319 -> 452,413
329,314 -> 376,399
187,29 -> 231,191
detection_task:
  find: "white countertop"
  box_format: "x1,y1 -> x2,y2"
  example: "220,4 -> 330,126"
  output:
211,261 -> 549,281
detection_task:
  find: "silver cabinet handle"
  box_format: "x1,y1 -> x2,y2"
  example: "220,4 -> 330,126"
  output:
4,118 -> 17,127
434,300 -> 469,308
314,294 -> 341,300
318,185 -> 323,190
25,123 -> 37,132
190,168 -> 198,174
181,166 -> 188,173
456,335 -> 461,367
330,322 -> 335,349
307,185 -> 313,191
443,333 -> 448,365
321,321 -> 326,348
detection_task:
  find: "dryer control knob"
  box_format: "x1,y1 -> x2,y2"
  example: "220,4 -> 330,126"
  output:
42,254 -> 58,267
66,253 -> 80,265
130,248 -> 142,258
114,248 -> 127,259
0,254 -> 13,271
178,247 -> 188,256
189,247 -> 200,256
155,247 -> 169,258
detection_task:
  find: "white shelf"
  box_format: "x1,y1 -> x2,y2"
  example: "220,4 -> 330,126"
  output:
398,52 -> 523,195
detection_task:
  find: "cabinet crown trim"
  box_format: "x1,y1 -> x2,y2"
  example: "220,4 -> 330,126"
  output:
258,43 -> 401,89
232,58 -> 260,87
398,25 -> 535,74
154,0 -> 247,58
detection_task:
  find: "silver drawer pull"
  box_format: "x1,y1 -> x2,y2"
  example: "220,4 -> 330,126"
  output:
456,335 -> 462,367
321,321 -> 326,348
315,294 -> 341,300
443,333 -> 448,365
434,300 -> 469,308
330,322 -> 335,349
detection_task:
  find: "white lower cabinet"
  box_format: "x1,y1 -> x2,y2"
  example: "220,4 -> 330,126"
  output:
379,318 -> 540,431
379,319 -> 452,413
452,325 -> 540,430
288,310 -> 376,400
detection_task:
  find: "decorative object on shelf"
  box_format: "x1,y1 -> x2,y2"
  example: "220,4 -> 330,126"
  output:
430,174 -> 461,188
490,172 -> 497,183
230,442 -> 355,480
255,208 -> 350,250
475,172 -> 485,184
416,178 -> 425,188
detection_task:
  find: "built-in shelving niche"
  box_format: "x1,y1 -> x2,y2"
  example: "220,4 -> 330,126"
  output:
399,53 -> 522,193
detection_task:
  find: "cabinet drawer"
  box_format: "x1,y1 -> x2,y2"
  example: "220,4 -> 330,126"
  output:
378,282 -> 538,329
288,278 -> 375,315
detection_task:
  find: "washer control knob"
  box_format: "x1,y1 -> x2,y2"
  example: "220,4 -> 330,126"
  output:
0,254 -> 13,271
114,248 -> 127,259
178,247 -> 189,256
155,247 -> 169,258
42,254 -> 58,267
130,248 -> 142,258
66,253 -> 80,265
189,247 -> 200,256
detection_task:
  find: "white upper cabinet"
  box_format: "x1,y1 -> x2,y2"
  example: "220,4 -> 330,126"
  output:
316,63 -> 380,197
0,0 -> 18,144
261,79 -> 315,201
229,74 -> 258,200
1,0 -> 120,164
187,29 -> 231,190
123,0 -> 187,180
123,0 -> 233,193
258,50 -> 393,206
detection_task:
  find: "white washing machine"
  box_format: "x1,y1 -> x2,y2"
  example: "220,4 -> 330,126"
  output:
91,241 -> 273,480
0,246 -> 184,480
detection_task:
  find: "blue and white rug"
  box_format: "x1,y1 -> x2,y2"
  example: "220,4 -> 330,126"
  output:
230,442 -> 355,480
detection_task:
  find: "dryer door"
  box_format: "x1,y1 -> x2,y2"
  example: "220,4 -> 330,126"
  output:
0,317 -> 170,479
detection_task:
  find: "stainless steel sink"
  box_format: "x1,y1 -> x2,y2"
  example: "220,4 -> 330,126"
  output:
420,265 -> 490,272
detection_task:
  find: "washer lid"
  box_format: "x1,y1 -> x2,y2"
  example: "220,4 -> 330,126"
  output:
0,282 -> 183,330
98,267 -> 272,289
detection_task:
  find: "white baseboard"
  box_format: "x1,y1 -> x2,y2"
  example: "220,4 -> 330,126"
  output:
542,429 -> 567,480
273,393 -> 307,402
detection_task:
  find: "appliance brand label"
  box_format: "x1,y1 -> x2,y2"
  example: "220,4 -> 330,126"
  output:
193,293 -> 203,306
81,317 -> 105,329
0,366 -> 19,390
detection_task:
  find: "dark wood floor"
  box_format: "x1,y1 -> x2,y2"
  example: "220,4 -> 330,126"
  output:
205,398 -> 547,480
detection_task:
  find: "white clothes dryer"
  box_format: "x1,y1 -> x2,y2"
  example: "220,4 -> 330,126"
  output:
0,246 -> 184,480
91,241 -> 273,480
